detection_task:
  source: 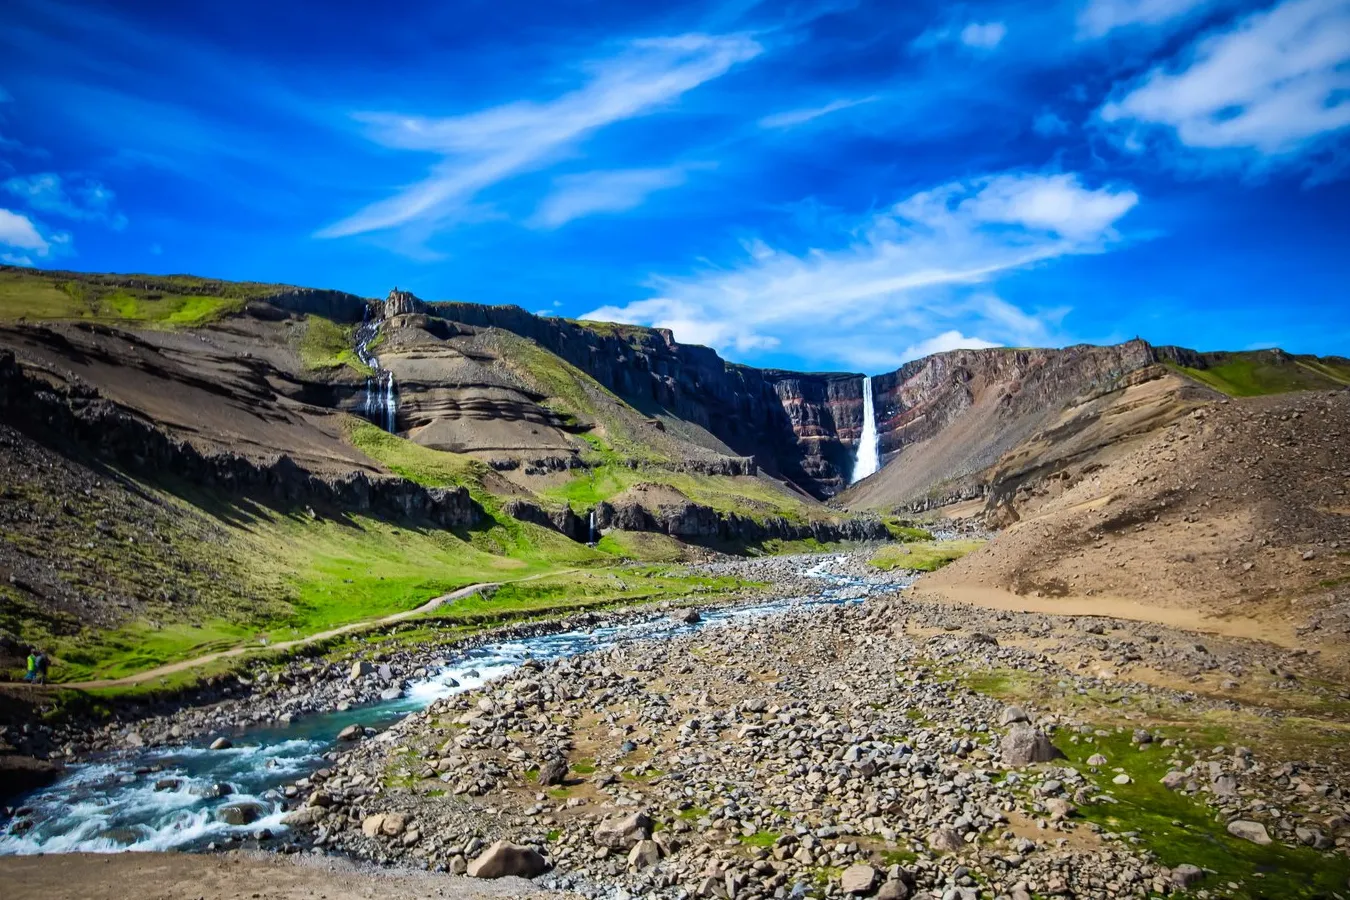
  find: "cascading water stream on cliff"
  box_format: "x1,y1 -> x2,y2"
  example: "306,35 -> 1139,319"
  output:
354,304 -> 397,434
851,375 -> 880,483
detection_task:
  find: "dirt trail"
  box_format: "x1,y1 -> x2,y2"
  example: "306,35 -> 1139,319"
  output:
52,581 -> 503,690
914,583 -> 1300,646
0,850 -> 562,900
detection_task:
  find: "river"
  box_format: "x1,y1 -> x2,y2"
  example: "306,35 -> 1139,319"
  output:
0,558 -> 913,856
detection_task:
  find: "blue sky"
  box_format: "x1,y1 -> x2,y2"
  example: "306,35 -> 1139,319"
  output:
1,0 -> 1347,373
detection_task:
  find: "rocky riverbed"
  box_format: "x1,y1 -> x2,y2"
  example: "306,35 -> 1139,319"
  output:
261,554 -> 1350,899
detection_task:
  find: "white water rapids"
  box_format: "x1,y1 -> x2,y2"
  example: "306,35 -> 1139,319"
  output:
851,375 -> 880,483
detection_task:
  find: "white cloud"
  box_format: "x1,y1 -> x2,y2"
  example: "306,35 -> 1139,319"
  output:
530,166 -> 692,229
0,208 -> 70,260
318,33 -> 761,239
1078,0 -> 1212,38
1033,110 -> 1071,136
584,171 -> 1137,370
960,22 -> 1007,48
0,208 -> 51,254
758,96 -> 878,129
1099,0 -> 1350,166
3,173 -> 127,229
902,330 -> 1002,361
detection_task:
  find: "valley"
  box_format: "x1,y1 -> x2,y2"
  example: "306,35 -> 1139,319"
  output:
0,264 -> 1347,899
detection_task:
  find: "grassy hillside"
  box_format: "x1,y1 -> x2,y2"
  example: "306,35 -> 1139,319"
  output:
0,266 -> 290,327
1171,350 -> 1350,397
298,315 -> 373,375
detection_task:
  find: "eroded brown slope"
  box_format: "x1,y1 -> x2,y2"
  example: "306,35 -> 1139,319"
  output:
838,341 -> 1160,509
925,390 -> 1350,655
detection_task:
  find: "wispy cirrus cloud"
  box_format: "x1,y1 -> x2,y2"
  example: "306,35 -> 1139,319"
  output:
530,165 -> 698,229
1077,0 -> 1214,38
4,172 -> 127,229
912,20 -> 1007,52
1099,0 -> 1350,173
317,33 -> 762,240
584,171 -> 1136,370
757,96 -> 878,129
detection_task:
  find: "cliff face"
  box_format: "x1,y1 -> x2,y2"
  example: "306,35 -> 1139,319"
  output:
417,301 -> 861,497
764,371 -> 864,495
871,341 -> 1156,458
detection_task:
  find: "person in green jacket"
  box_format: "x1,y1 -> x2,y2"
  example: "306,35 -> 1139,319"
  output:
23,651 -> 38,682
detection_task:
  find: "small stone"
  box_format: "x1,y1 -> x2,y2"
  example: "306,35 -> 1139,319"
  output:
1112,773 -> 1132,785
1160,770 -> 1187,790
349,661 -> 373,681
1086,754 -> 1108,766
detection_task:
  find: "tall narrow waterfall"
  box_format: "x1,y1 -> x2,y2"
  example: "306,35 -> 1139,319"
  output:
851,376 -> 880,483
354,304 -> 397,434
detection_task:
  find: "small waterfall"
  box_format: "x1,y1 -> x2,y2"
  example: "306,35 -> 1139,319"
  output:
851,375 -> 880,483
588,510 -> 597,545
353,303 -> 397,434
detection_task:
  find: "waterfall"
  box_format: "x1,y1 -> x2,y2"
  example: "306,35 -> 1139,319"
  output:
851,376 -> 880,483
353,303 -> 397,434
588,510 -> 597,545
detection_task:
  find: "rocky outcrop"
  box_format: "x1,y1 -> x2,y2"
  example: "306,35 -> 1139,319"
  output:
0,350 -> 481,527
501,499 -> 588,543
261,288 -> 368,323
591,499 -> 887,545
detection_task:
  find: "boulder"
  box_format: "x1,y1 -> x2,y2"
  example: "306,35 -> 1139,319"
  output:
840,863 -> 878,894
674,608 -> 701,624
349,661 -> 373,681
208,737 -> 233,751
537,757 -> 568,786
216,802 -> 264,826
1001,723 -> 1062,766
467,839 -> 549,878
280,806 -> 326,827
928,827 -> 964,852
628,839 -> 662,869
998,706 -> 1029,726
876,880 -> 910,900
1160,770 -> 1188,790
337,724 -> 363,742
1171,864 -> 1205,888
361,814 -> 387,837
1227,820 -> 1271,845
380,812 -> 411,837
593,811 -> 654,849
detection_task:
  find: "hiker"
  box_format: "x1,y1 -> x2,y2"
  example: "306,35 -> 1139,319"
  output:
36,651 -> 50,685
23,650 -> 38,683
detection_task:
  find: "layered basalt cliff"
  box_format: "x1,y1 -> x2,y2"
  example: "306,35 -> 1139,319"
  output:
871,340 -> 1157,459
407,300 -> 861,497
0,349 -> 481,528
